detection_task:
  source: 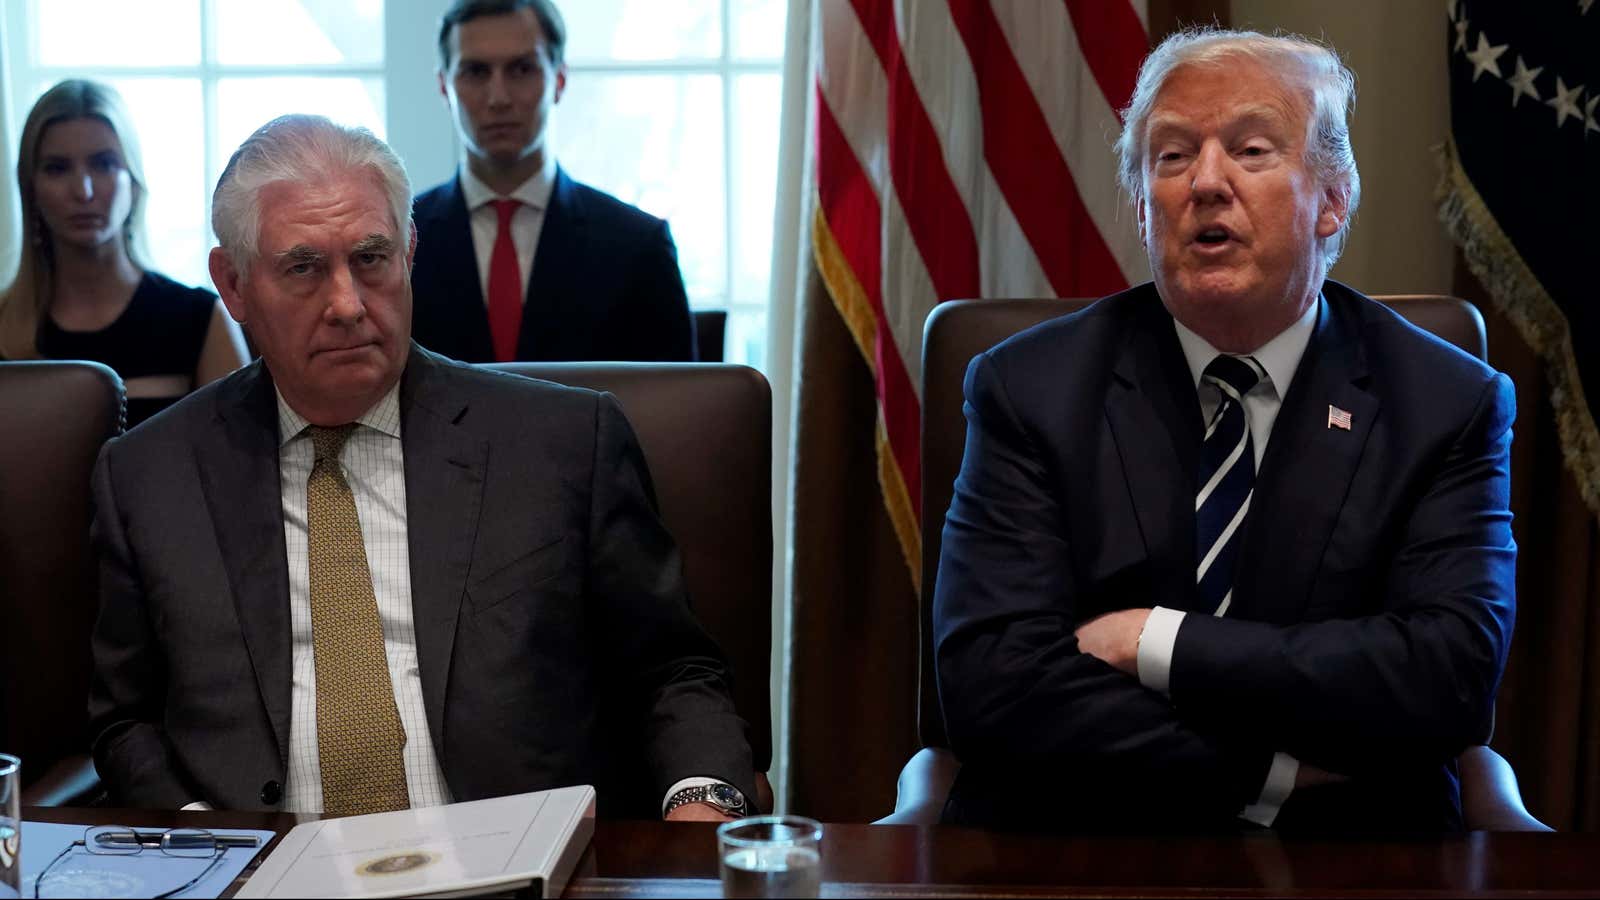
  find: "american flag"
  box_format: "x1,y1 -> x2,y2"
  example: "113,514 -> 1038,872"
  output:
810,0 -> 1153,584
1327,405 -> 1353,431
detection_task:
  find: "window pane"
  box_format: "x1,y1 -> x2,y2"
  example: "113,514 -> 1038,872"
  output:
726,306 -> 767,371
733,73 -> 781,307
552,74 -> 726,309
108,79 -> 210,288
214,78 -> 386,187
733,0 -> 787,60
35,0 -> 200,67
214,0 -> 383,66
560,0 -> 720,62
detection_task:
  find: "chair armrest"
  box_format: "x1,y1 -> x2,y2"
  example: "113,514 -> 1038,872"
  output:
1460,745 -> 1552,831
875,747 -> 961,825
755,772 -> 775,814
20,754 -> 104,807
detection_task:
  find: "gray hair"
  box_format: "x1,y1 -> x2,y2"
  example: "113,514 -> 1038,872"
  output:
1114,28 -> 1361,269
211,114 -> 412,273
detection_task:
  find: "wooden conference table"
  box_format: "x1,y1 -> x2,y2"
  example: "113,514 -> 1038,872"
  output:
23,806 -> 1600,898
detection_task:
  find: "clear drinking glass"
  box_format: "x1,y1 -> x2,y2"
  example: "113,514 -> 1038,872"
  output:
716,815 -> 822,899
0,754 -> 20,899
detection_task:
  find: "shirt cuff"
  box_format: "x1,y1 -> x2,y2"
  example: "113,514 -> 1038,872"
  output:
181,801 -> 214,812
662,776 -> 734,817
1136,606 -> 1185,695
1239,752 -> 1299,827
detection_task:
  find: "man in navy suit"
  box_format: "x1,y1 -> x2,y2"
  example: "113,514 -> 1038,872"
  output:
934,29 -> 1515,833
410,0 -> 696,363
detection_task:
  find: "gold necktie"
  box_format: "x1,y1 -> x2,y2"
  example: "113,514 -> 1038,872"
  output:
306,424 -> 410,817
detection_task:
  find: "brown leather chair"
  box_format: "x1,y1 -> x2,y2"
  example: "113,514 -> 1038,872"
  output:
488,362 -> 774,811
0,361 -> 125,806
880,296 -> 1550,831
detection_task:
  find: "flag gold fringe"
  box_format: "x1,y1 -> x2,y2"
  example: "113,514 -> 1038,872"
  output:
811,200 -> 923,590
1437,138 -> 1600,518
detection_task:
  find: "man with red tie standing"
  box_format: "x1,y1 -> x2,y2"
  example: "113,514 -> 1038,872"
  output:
410,0 -> 696,363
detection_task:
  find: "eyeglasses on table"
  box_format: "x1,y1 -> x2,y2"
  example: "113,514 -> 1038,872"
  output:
33,825 -> 248,899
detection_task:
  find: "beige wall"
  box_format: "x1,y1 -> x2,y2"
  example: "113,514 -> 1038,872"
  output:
1231,0 -> 1455,294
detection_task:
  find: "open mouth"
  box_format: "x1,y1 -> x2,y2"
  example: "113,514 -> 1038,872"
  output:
1194,226 -> 1234,245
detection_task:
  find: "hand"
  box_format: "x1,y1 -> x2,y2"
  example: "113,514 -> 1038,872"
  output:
665,801 -> 740,823
1073,608 -> 1152,675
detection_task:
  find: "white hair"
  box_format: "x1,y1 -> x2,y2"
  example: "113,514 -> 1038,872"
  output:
211,114 -> 412,273
1114,28 -> 1361,269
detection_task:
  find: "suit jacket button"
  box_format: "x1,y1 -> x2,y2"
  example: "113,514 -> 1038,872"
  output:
260,780 -> 283,806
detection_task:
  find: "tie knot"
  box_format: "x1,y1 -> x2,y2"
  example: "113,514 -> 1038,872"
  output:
491,198 -> 519,226
309,424 -> 357,464
1202,354 -> 1265,398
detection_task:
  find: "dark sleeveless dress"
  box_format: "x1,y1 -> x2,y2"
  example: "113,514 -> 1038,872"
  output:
36,271 -> 217,428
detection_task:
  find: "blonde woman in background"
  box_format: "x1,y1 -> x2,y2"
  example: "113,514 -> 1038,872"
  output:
0,79 -> 247,427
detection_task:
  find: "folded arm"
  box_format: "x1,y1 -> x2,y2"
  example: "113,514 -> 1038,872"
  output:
1167,372 -> 1517,775
934,353 -> 1272,819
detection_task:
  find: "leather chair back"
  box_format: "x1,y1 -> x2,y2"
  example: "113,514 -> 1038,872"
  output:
917,295 -> 1485,746
694,310 -> 728,363
486,362 -> 773,777
0,361 -> 125,786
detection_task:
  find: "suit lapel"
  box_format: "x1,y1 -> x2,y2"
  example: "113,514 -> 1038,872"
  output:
1233,292 -> 1378,623
399,348 -> 487,759
1103,293 -> 1204,605
435,177 -> 495,361
521,167 -> 584,360
194,362 -> 293,766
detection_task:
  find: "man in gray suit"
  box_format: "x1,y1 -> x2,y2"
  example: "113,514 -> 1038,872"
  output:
87,114 -> 755,820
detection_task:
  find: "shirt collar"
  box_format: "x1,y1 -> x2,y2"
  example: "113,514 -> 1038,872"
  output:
275,381 -> 403,448
1171,293 -> 1321,398
459,157 -> 557,213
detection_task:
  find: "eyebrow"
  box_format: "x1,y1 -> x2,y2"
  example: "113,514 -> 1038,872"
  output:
352,233 -> 397,255
275,245 -> 325,267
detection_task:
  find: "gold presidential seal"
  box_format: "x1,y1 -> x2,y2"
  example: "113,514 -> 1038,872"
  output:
357,851 -> 437,876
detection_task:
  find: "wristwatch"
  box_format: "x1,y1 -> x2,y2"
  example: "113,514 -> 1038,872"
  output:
666,783 -> 749,817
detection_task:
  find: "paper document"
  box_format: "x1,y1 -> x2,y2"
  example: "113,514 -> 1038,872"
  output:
20,821 -> 274,899
236,785 -> 595,899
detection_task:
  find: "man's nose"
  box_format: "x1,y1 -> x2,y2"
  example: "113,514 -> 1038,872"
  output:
324,268 -> 367,324
1189,143 -> 1233,204
486,69 -> 511,106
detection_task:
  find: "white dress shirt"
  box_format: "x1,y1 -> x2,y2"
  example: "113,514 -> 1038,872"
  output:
276,384 -> 453,814
459,158 -> 557,307
1135,295 -> 1322,827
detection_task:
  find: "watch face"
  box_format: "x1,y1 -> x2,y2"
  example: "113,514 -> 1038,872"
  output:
711,784 -> 742,808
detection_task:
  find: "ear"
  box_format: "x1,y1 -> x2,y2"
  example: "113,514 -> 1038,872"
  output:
1316,182 -> 1349,240
553,64 -> 567,105
406,220 -> 419,271
1135,193 -> 1149,242
437,69 -> 450,103
209,247 -> 248,325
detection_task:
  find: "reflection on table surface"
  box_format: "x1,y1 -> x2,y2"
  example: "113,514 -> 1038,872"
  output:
24,807 -> 1600,899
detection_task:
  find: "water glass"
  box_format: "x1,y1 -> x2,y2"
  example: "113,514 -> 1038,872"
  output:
717,815 -> 823,899
0,754 -> 19,899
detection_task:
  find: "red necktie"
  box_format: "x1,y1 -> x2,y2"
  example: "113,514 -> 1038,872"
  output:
487,198 -> 522,362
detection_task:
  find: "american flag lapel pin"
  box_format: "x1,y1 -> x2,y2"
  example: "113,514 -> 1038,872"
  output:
1327,405 -> 1352,431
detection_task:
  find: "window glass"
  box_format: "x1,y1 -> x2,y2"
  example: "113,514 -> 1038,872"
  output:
733,73 -> 782,307
560,0 -> 720,63
733,0 -> 787,61
35,0 -> 201,67
214,0 -> 383,66
553,73 -> 726,309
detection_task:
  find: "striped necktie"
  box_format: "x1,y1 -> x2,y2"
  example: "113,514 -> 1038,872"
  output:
1195,355 -> 1266,616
